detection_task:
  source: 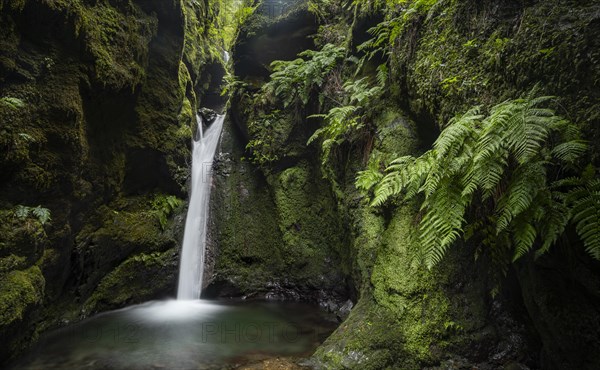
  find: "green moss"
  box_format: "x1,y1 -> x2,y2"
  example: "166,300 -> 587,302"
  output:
313,204 -> 448,369
271,161 -> 347,281
313,294 -> 412,369
178,61 -> 195,128
211,125 -> 286,292
211,116 -> 347,296
73,198 -> 178,298
0,266 -> 44,327
0,255 -> 27,276
390,0 -> 600,157
371,206 -> 452,362
84,248 -> 177,312
0,0 -> 26,12
0,209 -> 49,265
91,203 -> 168,250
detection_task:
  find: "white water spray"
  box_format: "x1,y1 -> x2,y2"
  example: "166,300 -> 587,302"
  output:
177,113 -> 224,300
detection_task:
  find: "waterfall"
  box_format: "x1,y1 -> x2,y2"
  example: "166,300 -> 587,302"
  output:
177,113 -> 224,300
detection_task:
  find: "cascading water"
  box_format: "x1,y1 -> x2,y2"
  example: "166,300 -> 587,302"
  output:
177,113 -> 224,300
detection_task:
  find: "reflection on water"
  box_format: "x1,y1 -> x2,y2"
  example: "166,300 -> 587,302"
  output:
11,300 -> 336,370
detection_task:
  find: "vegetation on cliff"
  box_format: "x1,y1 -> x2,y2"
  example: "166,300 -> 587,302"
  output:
225,0 -> 600,368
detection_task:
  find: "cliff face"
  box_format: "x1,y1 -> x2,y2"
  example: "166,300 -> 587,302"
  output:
0,0 -> 221,362
213,0 -> 600,369
204,5 -> 352,310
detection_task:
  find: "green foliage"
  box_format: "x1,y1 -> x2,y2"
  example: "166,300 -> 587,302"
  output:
309,76 -> 383,166
356,155 -> 385,193
563,174 -> 600,260
261,44 -> 345,108
357,16 -> 402,61
309,105 -> 361,163
31,207 -> 51,225
150,195 -> 182,230
0,97 -> 25,110
221,72 -> 247,97
364,95 -> 598,268
217,1 -> 256,49
13,205 -> 52,225
245,111 -> 283,166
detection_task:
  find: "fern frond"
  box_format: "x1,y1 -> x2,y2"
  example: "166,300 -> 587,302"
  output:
496,163 -> 546,233
371,156 -> 417,206
512,219 -> 537,261
568,179 -> 600,260
434,106 -> 481,160
419,182 -> 467,268
0,96 -> 25,109
551,140 -> 588,163
32,206 -> 52,225
14,205 -> 30,219
356,168 -> 384,193
536,196 -> 570,258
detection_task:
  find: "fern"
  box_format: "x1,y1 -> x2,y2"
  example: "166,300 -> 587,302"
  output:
151,195 -> 183,230
356,155 -> 385,194
32,206 -> 52,225
308,73 -> 383,170
14,205 -> 30,219
551,140 -> 588,164
567,178 -> 600,259
495,162 -> 546,233
357,16 -> 402,61
365,95 -> 596,268
0,96 -> 25,110
262,44 -> 345,108
13,205 -> 51,225
536,193 -> 570,257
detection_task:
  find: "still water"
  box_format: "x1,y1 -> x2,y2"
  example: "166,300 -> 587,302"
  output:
11,300 -> 337,369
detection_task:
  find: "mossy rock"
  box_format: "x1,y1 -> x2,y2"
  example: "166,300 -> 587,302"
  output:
84,248 -> 179,313
74,201 -> 176,298
271,161 -> 346,285
208,117 -> 347,302
0,265 -> 44,327
0,266 -> 45,361
0,209 -> 49,266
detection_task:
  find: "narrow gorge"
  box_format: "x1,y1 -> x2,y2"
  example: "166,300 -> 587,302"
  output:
1,0 -> 599,369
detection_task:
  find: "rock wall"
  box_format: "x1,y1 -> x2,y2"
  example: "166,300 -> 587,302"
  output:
215,0 -> 600,369
0,0 -> 222,363
385,1 -> 600,368
205,4 -> 351,308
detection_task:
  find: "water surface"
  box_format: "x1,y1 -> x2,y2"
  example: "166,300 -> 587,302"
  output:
12,300 -> 336,370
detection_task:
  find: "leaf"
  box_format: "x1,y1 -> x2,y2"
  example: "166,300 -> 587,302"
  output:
551,140 -> 588,163
568,179 -> 600,260
14,205 -> 30,219
32,206 -> 51,225
0,97 -> 25,109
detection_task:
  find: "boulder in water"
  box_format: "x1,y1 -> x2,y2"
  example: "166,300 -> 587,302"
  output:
199,108 -> 218,124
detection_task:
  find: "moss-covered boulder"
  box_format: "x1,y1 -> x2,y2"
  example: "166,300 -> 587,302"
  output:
0,266 -> 45,361
83,248 -> 179,313
207,114 -> 348,304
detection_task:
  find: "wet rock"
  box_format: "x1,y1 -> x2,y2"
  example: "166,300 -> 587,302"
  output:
199,107 -> 218,124
335,300 -> 353,322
